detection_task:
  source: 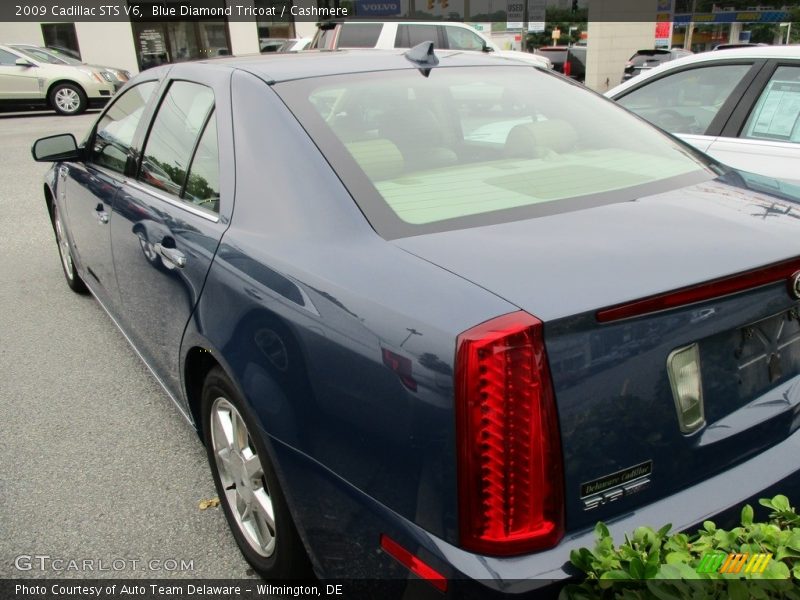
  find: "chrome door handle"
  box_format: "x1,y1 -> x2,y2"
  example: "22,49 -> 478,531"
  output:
154,243 -> 186,269
94,203 -> 108,224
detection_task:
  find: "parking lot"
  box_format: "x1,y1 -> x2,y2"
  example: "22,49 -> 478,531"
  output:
0,112 -> 256,579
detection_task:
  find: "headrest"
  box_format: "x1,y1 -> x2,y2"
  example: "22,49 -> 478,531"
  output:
504,119 -> 579,159
345,139 -> 405,181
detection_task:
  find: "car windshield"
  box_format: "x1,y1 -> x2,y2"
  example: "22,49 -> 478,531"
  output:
277,66 -> 713,238
11,46 -> 69,65
42,47 -> 82,65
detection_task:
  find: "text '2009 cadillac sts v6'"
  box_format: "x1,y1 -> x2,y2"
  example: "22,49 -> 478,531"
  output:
32,44 -> 800,596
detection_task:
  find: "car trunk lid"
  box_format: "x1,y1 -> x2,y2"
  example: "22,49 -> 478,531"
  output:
394,175 -> 800,532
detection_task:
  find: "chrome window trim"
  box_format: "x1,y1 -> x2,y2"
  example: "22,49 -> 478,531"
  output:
125,179 -> 220,223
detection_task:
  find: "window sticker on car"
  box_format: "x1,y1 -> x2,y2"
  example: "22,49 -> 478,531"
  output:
745,79 -> 800,142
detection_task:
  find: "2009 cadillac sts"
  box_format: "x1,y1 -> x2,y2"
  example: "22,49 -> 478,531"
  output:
32,45 -> 800,595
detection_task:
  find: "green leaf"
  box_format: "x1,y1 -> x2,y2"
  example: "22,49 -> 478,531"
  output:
664,551 -> 690,565
629,556 -> 646,579
657,523 -> 672,538
742,504 -> 754,526
569,547 -> 592,572
703,520 -> 717,533
728,580 -> 750,600
599,569 -> 632,580
760,558 -> 790,579
771,495 -> 791,512
759,497 -> 776,510
594,521 -> 610,540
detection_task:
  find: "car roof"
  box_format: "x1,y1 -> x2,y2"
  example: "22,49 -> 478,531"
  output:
192,48 -> 535,83
607,44 -> 800,97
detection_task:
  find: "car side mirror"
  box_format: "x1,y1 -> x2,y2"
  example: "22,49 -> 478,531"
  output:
32,134 -> 81,162
482,43 -> 494,53
15,58 -> 35,67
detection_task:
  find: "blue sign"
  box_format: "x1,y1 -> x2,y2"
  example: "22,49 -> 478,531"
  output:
355,0 -> 402,16
673,10 -> 789,24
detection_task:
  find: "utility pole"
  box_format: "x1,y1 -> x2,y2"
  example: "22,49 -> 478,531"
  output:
684,0 -> 696,50
522,0 -> 529,52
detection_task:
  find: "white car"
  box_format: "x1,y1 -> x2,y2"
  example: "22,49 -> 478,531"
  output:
0,43 -> 115,114
606,45 -> 800,184
310,21 -> 552,69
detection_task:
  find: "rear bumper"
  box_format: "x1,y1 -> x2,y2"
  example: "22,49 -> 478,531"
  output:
269,422 -> 800,596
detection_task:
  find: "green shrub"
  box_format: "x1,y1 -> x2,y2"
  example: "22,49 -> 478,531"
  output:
560,495 -> 800,599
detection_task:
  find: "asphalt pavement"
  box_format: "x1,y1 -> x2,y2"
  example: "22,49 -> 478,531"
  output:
0,111 -> 257,579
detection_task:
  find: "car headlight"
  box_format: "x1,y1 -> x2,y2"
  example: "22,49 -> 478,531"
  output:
79,68 -> 106,84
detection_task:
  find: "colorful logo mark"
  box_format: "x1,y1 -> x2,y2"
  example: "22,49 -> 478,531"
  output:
696,552 -> 772,575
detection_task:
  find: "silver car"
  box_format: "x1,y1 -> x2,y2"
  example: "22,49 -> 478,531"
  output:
0,44 -> 115,115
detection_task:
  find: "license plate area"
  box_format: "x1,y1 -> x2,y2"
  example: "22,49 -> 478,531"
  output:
689,309 -> 800,427
734,309 -> 800,398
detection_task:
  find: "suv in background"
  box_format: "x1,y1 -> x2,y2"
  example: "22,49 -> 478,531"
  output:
565,45 -> 586,83
534,46 -> 568,73
311,21 -> 552,69
535,45 -> 586,81
621,48 -> 692,82
0,43 -> 115,114
13,44 -> 131,91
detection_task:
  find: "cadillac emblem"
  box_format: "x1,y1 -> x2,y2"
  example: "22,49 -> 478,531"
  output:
791,271 -> 800,300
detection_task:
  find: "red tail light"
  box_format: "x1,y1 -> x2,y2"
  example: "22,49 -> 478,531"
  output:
563,61 -> 572,77
455,311 -> 564,556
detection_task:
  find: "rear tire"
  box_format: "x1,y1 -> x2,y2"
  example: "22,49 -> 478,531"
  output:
52,204 -> 88,294
50,83 -> 87,116
201,367 -> 311,579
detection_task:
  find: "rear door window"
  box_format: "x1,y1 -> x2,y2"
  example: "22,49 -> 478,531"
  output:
396,24 -> 440,48
616,64 -> 753,135
443,26 -> 485,51
337,23 -> 382,48
741,66 -> 800,143
138,81 -> 218,212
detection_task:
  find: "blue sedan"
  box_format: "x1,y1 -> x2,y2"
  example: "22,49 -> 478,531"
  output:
32,46 -> 800,594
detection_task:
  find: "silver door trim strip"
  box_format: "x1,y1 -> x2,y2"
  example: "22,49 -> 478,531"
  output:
125,179 -> 220,223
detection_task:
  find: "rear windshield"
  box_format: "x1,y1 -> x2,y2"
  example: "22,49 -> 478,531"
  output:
276,66 -> 713,239
630,50 -> 670,65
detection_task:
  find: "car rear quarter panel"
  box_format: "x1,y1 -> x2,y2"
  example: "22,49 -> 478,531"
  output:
183,70 -> 518,574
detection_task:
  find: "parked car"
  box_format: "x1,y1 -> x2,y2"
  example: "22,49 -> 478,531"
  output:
713,42 -> 768,50
621,48 -> 692,81
260,37 -> 312,53
12,44 -> 131,91
0,43 -> 115,114
534,45 -> 569,73
607,45 -> 800,184
33,47 -> 800,594
310,21 -> 552,69
566,45 -> 587,82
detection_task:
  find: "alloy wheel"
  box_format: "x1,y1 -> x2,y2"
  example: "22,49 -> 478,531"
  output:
54,88 -> 81,114
210,397 -> 277,557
